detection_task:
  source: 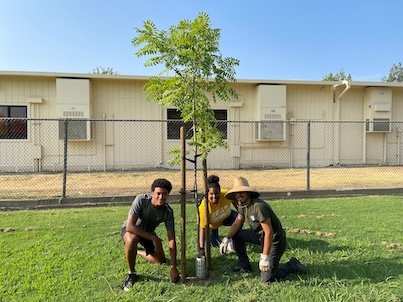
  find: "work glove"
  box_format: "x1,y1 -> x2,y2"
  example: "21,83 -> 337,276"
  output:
219,237 -> 229,255
259,254 -> 271,272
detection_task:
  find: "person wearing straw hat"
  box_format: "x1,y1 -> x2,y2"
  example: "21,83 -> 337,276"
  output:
219,177 -> 307,282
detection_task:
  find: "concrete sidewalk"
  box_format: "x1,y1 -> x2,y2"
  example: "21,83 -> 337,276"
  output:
2,188 -> 403,211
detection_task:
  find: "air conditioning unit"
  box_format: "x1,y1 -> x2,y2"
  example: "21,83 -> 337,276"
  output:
365,118 -> 391,132
363,87 -> 392,133
255,120 -> 286,141
58,119 -> 91,141
56,78 -> 92,140
255,85 -> 287,141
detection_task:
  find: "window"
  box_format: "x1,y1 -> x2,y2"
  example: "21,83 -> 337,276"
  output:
0,106 -> 28,139
167,109 -> 228,140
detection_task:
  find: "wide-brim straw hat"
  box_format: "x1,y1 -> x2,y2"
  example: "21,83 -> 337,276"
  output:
225,177 -> 260,200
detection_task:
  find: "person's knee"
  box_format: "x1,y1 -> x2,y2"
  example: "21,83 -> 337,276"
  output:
260,270 -> 270,282
260,271 -> 276,283
124,232 -> 140,248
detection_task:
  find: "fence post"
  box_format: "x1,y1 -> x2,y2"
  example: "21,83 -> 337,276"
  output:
306,120 -> 311,191
60,118 -> 68,203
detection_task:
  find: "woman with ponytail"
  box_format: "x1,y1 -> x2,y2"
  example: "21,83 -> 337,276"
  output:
198,175 -> 238,256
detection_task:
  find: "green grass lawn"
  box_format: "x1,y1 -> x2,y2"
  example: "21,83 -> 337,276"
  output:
1,196 -> 402,302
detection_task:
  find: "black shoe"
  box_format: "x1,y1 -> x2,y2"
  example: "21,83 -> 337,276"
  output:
123,273 -> 137,291
290,257 -> 308,274
229,265 -> 252,273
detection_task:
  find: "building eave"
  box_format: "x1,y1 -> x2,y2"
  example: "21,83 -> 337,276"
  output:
2,70 -> 403,88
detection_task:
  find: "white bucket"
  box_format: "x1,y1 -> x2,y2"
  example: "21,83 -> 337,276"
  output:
195,256 -> 206,279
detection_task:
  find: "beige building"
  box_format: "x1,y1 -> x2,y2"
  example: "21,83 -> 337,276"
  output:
1,71 -> 403,172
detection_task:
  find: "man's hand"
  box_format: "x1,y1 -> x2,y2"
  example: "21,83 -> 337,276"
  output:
151,235 -> 163,253
219,237 -> 229,255
170,266 -> 180,283
198,247 -> 205,257
259,254 -> 270,272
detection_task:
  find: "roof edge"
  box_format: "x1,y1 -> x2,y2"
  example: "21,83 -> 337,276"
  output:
1,70 -> 403,87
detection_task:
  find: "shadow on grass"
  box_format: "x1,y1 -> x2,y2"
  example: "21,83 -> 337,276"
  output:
135,274 -> 165,283
306,255 -> 403,284
178,237 -> 403,286
287,237 -> 352,253
287,237 -> 403,283
287,238 -> 403,283
115,234 -> 402,288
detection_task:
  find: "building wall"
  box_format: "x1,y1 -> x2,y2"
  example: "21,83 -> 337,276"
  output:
1,73 -> 403,172
0,75 -> 57,171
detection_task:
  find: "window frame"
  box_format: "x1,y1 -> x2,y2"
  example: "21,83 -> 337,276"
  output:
0,105 -> 28,140
166,108 -> 228,140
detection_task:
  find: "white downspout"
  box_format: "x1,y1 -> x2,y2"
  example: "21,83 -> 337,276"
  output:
383,133 -> 387,164
332,80 -> 351,165
103,113 -> 107,172
336,80 -> 351,101
397,128 -> 401,165
362,124 -> 366,164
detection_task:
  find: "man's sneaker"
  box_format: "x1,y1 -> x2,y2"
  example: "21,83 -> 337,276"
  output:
229,265 -> 252,273
123,273 -> 137,291
290,257 -> 308,274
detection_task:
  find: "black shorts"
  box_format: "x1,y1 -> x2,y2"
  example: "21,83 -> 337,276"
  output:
121,226 -> 155,255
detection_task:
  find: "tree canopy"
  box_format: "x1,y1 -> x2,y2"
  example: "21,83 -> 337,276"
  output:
382,62 -> 403,82
322,68 -> 352,81
132,12 -> 239,160
90,66 -> 118,75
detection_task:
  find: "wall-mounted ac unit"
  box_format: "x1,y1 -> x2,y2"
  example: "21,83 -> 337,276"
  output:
255,120 -> 286,141
58,119 -> 91,141
56,78 -> 92,140
365,118 -> 391,132
363,87 -> 392,133
255,85 -> 286,141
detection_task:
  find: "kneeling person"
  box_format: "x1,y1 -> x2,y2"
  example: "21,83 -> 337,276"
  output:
121,178 -> 179,291
220,177 -> 307,282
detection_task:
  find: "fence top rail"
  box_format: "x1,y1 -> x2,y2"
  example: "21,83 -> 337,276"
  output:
2,118 -> 403,124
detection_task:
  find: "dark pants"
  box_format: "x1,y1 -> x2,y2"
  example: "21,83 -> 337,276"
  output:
210,210 -> 238,247
232,228 -> 294,282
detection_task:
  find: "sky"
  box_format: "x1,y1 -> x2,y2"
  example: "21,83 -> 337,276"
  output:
1,0 -> 402,82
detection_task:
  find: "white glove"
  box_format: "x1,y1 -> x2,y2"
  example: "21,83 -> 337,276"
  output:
219,237 -> 229,255
259,254 -> 270,272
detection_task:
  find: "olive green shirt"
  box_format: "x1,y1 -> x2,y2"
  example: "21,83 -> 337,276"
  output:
238,197 -> 284,242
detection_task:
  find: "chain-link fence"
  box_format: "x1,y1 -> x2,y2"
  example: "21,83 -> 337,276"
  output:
1,118 -> 403,200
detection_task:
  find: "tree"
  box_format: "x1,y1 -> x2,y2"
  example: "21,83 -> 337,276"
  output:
322,68 -> 352,81
90,66 -> 118,75
132,11 -> 239,277
132,12 -> 239,162
382,62 -> 403,82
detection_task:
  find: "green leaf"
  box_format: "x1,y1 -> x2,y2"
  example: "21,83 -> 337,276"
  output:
132,11 -> 238,164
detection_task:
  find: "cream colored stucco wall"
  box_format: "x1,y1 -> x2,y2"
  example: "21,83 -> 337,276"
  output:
1,72 -> 403,172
